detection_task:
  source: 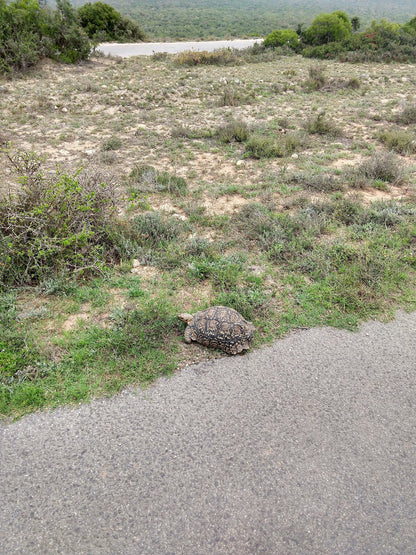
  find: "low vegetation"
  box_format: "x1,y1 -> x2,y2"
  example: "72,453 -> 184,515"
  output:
1,8 -> 416,419
264,11 -> 416,63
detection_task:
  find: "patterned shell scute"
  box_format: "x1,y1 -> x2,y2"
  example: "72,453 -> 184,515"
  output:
189,306 -> 254,354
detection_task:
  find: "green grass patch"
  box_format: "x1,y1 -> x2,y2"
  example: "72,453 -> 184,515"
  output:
128,165 -> 188,196
304,111 -> 344,138
245,131 -> 306,158
1,294 -> 181,420
378,129 -> 416,155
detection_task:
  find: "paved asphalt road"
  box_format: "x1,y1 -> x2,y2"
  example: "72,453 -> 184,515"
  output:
1,312 -> 416,554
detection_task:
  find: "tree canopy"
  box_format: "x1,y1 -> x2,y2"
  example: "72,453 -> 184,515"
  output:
304,11 -> 352,45
78,1 -> 145,42
263,28 -> 298,48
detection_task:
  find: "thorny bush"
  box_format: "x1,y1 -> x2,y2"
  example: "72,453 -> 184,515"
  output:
0,151 -> 120,287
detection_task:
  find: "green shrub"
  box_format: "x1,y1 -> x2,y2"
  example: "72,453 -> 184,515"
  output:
129,165 -> 188,196
0,0 -> 91,73
302,41 -> 345,61
304,111 -> 343,137
302,19 -> 416,63
78,2 -> 145,42
216,119 -> 249,143
303,64 -> 327,91
175,48 -> 239,66
346,77 -> 361,89
304,11 -> 352,46
100,151 -> 117,165
245,132 -> 305,158
0,0 -> 45,73
355,201 -> 416,229
101,136 -> 122,151
396,103 -> 416,124
245,134 -> 285,158
46,0 -> 91,64
215,285 -> 271,321
234,202 -> 328,261
378,129 -> 416,155
128,212 -> 186,248
0,152 -> 118,286
264,28 -> 298,49
188,253 -> 247,290
218,86 -> 254,107
108,298 -> 179,357
289,171 -> 344,192
353,152 -> 405,185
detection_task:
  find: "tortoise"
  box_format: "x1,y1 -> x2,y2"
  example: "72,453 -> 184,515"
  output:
178,305 -> 255,355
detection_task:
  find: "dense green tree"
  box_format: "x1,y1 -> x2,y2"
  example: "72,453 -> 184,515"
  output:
351,16 -> 360,32
332,10 -> 351,28
0,0 -> 91,73
403,15 -> 416,34
47,0 -> 91,63
0,0 -> 47,72
304,11 -> 352,45
264,28 -> 298,48
78,1 -> 144,41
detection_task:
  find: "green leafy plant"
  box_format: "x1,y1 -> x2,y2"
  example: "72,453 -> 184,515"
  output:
0,151 -> 119,286
175,48 -> 240,66
378,129 -> 416,155
245,131 -> 305,158
129,165 -> 188,196
304,111 -> 343,137
264,28 -> 299,49
304,11 -> 353,45
216,119 -> 249,143
352,152 -> 405,186
101,136 -> 123,151
0,0 -> 91,73
303,64 -> 327,91
396,103 -> 416,124
78,1 -> 145,42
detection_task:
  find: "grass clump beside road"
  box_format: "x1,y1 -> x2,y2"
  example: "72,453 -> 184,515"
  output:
0,291 -> 180,417
1,53 -> 416,420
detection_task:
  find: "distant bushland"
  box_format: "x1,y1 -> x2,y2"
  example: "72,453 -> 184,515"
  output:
264,12 -> 416,63
70,0 -> 416,41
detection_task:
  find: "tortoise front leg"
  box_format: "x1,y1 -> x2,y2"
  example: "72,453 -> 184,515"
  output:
184,326 -> 194,343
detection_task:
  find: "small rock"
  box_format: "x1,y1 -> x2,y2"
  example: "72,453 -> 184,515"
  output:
236,160 -> 245,166
160,203 -> 175,213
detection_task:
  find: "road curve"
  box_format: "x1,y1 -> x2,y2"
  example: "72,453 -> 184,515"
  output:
1,311 -> 416,554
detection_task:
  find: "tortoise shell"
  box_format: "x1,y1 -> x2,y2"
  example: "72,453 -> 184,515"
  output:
179,306 -> 255,355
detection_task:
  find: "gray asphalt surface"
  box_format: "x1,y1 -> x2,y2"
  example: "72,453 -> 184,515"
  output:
1,311 -> 416,554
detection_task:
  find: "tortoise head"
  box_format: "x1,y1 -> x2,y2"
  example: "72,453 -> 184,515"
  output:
178,313 -> 193,324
